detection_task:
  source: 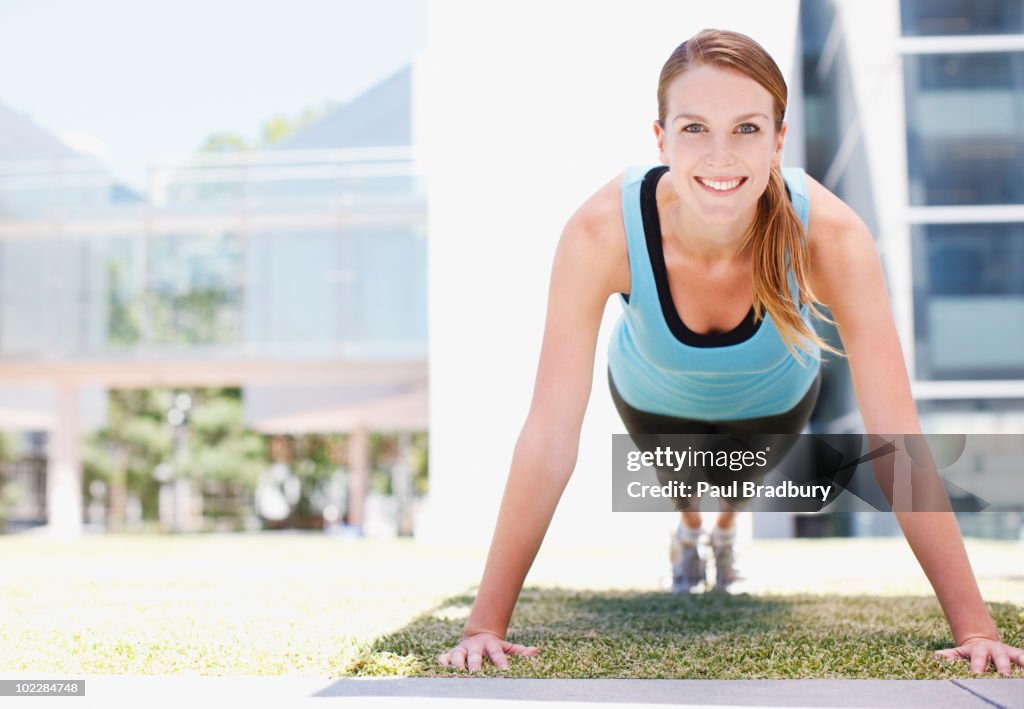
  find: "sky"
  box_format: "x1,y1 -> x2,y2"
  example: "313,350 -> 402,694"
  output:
0,0 -> 427,186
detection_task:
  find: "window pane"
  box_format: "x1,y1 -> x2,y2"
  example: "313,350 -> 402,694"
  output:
801,0 -> 842,178
904,52 -> 1024,205
901,0 -> 1024,36
912,223 -> 1024,379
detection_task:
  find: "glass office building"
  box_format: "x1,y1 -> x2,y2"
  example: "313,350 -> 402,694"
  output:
0,66 -> 426,535
798,0 -> 1024,539
901,9 -> 1024,383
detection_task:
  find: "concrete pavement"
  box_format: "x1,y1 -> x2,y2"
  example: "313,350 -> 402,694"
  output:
1,676 -> 1021,708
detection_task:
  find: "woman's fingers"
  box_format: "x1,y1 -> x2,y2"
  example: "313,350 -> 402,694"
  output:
992,649 -> 1012,677
933,640 -> 1024,676
969,646 -> 990,674
446,646 -> 467,670
503,641 -> 539,656
438,636 -> 539,671
485,640 -> 509,670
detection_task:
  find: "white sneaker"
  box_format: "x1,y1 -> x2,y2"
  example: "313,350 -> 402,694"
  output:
710,525 -> 743,591
669,526 -> 705,593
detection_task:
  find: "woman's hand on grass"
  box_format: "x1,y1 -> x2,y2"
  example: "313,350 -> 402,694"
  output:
933,637 -> 1024,676
438,632 -> 539,672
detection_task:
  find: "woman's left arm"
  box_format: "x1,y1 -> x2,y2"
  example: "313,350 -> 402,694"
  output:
804,176 -> 1024,676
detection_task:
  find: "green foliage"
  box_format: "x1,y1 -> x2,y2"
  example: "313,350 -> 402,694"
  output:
197,100 -> 336,154
259,101 -> 337,147
364,432 -> 429,496
181,389 -> 266,490
0,478 -> 26,523
198,133 -> 251,153
82,388 -> 270,524
80,387 -> 428,530
106,258 -> 141,348
260,116 -> 294,147
408,432 -> 429,495
84,390 -> 172,479
0,433 -> 27,523
0,431 -> 21,463
283,434 -> 344,520
106,234 -> 243,349
82,389 -> 172,523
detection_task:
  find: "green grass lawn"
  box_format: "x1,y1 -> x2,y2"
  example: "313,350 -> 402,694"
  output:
1,533 -> 1021,678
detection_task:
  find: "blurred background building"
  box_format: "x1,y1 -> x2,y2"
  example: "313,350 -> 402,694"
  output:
0,63 -> 427,538
0,0 -> 1020,542
794,0 -> 1024,540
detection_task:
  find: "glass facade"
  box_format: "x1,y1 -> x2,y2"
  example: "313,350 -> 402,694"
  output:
0,155 -> 427,360
800,0 -> 842,179
793,0 -> 1024,537
902,3 -> 1024,387
911,223 -> 1024,379
901,0 -> 1024,36
903,52 -> 1024,206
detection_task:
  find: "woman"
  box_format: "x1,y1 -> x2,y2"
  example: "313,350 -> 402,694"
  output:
438,29 -> 1024,676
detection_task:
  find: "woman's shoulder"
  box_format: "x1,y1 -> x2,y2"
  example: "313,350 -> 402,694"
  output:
804,173 -> 872,248
559,172 -> 631,294
803,172 -> 878,299
563,172 -> 628,250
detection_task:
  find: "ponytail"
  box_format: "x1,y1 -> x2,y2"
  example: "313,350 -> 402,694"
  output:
742,167 -> 845,365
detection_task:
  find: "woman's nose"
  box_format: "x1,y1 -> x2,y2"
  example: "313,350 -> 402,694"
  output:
704,137 -> 736,167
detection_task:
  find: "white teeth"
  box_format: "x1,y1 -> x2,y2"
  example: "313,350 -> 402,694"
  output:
698,177 -> 742,191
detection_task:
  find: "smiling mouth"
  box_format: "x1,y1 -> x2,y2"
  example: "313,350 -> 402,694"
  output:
695,176 -> 747,193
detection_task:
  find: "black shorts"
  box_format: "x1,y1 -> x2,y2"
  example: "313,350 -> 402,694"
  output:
609,367 -> 823,511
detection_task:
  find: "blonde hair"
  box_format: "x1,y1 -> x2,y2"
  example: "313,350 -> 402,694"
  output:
657,29 -> 844,363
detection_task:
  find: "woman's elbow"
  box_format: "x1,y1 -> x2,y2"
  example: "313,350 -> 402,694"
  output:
512,427 -> 579,481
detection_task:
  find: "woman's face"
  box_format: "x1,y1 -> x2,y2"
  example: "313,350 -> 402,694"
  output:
655,64 -> 786,226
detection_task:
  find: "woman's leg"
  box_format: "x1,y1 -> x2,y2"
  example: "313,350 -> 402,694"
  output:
609,367 -> 823,591
681,510 -> 703,529
609,369 -> 715,592
704,369 -> 824,588
681,509 -> 733,529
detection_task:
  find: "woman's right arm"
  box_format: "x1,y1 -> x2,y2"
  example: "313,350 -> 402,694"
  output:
438,177 -> 627,672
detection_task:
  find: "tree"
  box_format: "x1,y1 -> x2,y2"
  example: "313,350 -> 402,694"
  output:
0,432 -> 25,529
181,389 -> 266,529
82,389 -> 173,529
83,388 -> 270,530
259,101 -> 336,147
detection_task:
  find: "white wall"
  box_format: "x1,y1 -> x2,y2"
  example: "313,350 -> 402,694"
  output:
421,0 -> 801,549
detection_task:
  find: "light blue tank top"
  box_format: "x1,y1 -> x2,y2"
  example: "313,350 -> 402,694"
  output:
607,165 -> 821,421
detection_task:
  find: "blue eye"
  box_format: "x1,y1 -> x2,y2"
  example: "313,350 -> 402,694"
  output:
737,123 -> 760,134
682,124 -> 704,133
